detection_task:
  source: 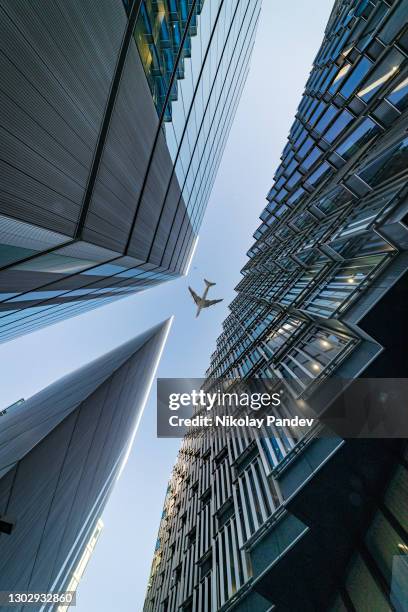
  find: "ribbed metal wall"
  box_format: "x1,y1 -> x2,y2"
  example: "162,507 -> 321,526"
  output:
0,0 -> 126,236
0,321 -> 169,604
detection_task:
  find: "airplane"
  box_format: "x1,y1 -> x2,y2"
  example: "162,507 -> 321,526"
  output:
188,279 -> 223,318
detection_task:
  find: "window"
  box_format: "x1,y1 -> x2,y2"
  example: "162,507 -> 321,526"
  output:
386,75 -> 408,111
366,510 -> 405,586
294,127 -> 308,148
358,136 -> 408,187
315,105 -> 337,133
261,436 -> 284,465
305,99 -> 320,121
320,64 -> 338,93
301,146 -> 322,170
187,527 -> 196,548
298,136 -> 314,158
276,188 -> 288,203
284,158 -> 297,177
266,317 -> 304,354
309,101 -> 326,125
267,187 -> 277,202
305,254 -> 387,317
201,488 -> 211,508
173,564 -> 182,583
329,62 -> 352,94
357,48 -> 405,102
324,109 -> 354,143
291,210 -> 316,232
336,117 -> 380,160
383,464 -> 408,533
134,1 -> 203,121
276,328 -> 352,394
331,28 -> 351,62
217,501 -> 234,528
288,187 -> 306,206
287,170 -> 302,189
306,161 -> 332,187
346,554 -> 390,611
181,600 -> 193,612
340,56 -> 373,99
314,185 -> 354,215
356,2 -> 388,52
378,2 -> 407,44
199,553 -> 212,579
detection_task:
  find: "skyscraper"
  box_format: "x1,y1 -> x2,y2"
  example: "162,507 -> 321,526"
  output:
145,1 -> 408,610
0,0 -> 260,343
0,319 -> 170,604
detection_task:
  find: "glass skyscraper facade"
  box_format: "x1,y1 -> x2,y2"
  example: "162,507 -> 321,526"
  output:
145,1 -> 408,610
0,0 -> 259,343
0,320 -> 170,605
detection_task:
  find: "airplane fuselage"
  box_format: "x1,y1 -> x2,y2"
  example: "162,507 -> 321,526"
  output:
189,279 -> 222,318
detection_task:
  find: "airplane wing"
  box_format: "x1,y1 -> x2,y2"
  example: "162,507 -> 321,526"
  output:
204,298 -> 223,307
188,287 -> 201,306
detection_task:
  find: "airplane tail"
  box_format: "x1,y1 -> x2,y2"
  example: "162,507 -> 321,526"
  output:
204,278 -> 216,287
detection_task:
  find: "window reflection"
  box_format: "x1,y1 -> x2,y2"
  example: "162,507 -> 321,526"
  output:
340,56 -> 373,99
329,62 -> 351,94
134,0 -> 205,121
336,117 -> 381,160
301,146 -> 322,171
386,75 -> 408,111
357,48 -> 405,102
315,105 -> 337,134
276,328 -> 353,395
306,161 -> 332,187
359,137 -> 408,187
314,186 -> 354,215
324,109 -> 353,144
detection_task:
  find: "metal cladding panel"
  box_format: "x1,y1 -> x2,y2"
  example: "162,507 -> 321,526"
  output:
0,216 -> 68,269
0,465 -> 17,514
83,41 -> 163,253
0,240 -> 121,298
160,200 -> 188,270
0,269 -> 68,295
0,0 -> 126,236
0,323 -> 164,473
26,372 -> 124,592
128,135 -> 176,261
0,321 -> 169,596
0,412 -> 78,594
148,173 -> 188,266
161,201 -> 194,272
127,125 -> 179,261
171,216 -> 196,273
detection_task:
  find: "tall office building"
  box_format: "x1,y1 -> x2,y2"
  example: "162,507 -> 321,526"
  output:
0,0 -> 259,343
0,319 -> 170,606
145,1 -> 408,610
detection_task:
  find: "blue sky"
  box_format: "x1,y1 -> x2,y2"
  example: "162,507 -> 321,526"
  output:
0,2 -> 333,609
